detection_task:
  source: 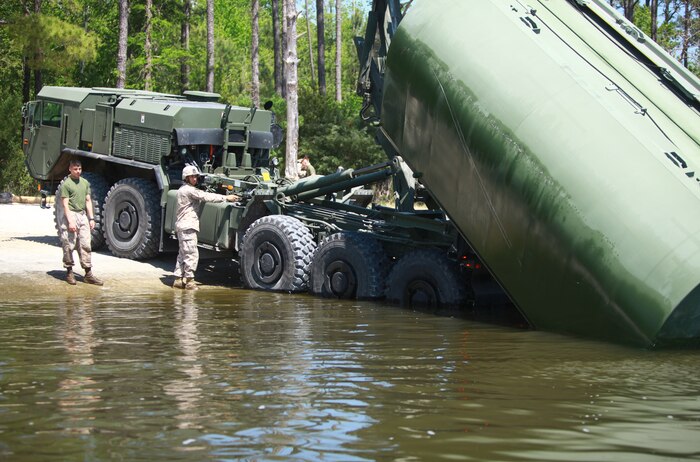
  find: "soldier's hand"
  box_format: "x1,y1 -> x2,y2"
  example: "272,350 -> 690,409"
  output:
226,194 -> 241,202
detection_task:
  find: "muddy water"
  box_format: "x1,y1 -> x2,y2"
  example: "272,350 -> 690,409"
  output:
1,288 -> 700,461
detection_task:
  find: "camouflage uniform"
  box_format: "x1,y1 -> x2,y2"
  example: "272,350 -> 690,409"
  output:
60,211 -> 92,269
173,183 -> 227,279
60,176 -> 93,270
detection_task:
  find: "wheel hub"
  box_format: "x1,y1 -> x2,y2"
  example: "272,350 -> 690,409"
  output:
405,279 -> 439,309
326,260 -> 356,298
114,202 -> 137,240
260,253 -> 275,273
255,242 -> 283,284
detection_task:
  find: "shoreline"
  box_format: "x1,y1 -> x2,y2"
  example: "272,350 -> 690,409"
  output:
0,203 -> 240,295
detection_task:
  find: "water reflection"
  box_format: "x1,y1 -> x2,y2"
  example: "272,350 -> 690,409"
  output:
199,293 -> 379,460
1,290 -> 700,461
163,292 -> 204,430
56,300 -> 101,436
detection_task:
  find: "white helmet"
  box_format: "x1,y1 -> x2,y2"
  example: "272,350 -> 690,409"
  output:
182,165 -> 200,180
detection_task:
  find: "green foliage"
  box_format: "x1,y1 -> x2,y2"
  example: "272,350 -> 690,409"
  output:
0,94 -> 35,196
296,86 -> 384,175
632,5 -> 681,55
10,14 -> 100,76
129,13 -> 190,92
0,5 -> 33,195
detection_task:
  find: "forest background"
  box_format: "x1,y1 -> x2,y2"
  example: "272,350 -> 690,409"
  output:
0,0 -> 699,195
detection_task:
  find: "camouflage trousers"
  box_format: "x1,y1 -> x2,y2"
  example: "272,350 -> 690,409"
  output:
174,229 -> 199,279
60,211 -> 92,269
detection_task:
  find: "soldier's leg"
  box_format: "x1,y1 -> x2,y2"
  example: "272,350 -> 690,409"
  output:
181,230 -> 199,290
173,231 -> 188,289
76,214 -> 92,270
60,219 -> 77,285
181,231 -> 199,278
76,215 -> 103,285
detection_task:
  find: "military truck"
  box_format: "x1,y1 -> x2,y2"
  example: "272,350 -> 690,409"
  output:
22,87 -> 282,258
22,86 -> 494,306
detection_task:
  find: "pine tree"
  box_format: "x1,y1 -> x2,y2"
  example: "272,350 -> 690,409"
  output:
117,0 -> 128,88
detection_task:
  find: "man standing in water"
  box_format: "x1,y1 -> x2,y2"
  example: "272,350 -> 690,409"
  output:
59,159 -> 103,286
173,165 -> 239,290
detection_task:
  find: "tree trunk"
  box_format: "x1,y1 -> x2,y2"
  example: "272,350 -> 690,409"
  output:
206,0 -> 215,92
116,0 -> 128,88
272,0 -> 283,96
281,0 -> 288,98
251,0 -> 260,107
33,0 -> 42,96
22,5 -> 31,102
144,0 -> 153,91
23,57 -> 31,103
305,0 -> 316,88
680,0 -> 691,66
650,0 -> 658,41
622,0 -> 639,21
335,0 -> 342,102
285,0 -> 300,179
316,0 -> 326,95
79,3 -> 90,82
181,0 -> 191,93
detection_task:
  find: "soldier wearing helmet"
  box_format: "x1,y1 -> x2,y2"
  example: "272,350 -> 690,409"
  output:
173,165 -> 240,290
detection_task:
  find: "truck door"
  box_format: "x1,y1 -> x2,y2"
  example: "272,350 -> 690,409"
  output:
92,103 -> 114,155
25,100 -> 64,180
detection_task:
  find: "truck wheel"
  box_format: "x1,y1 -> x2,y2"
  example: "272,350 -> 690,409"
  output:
309,232 -> 387,299
103,178 -> 161,260
386,248 -> 468,309
240,215 -> 316,292
53,172 -> 109,250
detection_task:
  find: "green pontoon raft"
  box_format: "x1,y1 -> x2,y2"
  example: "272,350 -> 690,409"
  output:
376,0 -> 700,346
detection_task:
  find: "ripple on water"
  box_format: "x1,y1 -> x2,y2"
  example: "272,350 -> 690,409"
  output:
1,292 -> 700,461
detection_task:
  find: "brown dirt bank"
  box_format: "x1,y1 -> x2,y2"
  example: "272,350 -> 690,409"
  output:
0,203 -> 241,296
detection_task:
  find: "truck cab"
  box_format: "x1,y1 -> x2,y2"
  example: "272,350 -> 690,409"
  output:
22,98 -> 65,182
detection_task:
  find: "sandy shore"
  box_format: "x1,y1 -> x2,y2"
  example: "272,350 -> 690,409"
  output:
0,203 -> 239,294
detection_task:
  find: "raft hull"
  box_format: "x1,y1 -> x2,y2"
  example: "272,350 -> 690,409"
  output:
382,0 -> 700,346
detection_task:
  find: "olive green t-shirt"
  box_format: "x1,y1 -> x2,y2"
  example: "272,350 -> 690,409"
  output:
60,176 -> 91,212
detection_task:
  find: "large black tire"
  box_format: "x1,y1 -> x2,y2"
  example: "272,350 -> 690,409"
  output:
385,248 -> 468,309
240,215 -> 316,292
309,232 -> 388,299
53,172 -> 109,250
103,178 -> 161,259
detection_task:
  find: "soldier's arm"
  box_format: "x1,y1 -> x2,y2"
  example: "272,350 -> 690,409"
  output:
191,188 -> 238,203
85,194 -> 96,229
62,196 -> 76,232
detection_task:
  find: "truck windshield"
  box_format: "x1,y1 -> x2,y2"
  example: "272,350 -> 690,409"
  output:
41,101 -> 62,128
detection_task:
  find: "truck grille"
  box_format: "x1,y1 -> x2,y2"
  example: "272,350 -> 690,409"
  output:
114,127 -> 170,164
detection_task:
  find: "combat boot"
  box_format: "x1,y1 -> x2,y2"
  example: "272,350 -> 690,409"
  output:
172,277 -> 185,289
66,267 -> 77,285
184,278 -> 198,290
84,268 -> 104,286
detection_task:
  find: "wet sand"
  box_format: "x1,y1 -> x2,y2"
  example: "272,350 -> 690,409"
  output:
0,203 -> 240,295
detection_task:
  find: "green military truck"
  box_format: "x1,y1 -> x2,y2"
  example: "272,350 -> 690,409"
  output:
22,86 -> 493,308
23,86 -> 281,259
